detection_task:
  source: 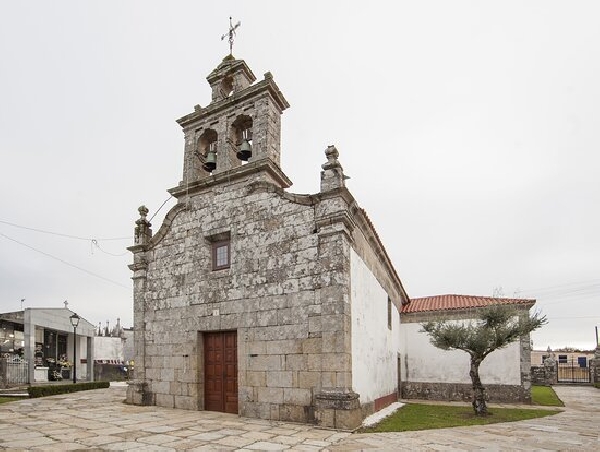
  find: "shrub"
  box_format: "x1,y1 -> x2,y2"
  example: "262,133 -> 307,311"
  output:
28,381 -> 110,398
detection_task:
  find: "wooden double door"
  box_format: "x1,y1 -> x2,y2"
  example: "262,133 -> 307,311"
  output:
204,331 -> 238,414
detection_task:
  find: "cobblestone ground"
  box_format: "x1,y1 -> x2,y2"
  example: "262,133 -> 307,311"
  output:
0,385 -> 598,450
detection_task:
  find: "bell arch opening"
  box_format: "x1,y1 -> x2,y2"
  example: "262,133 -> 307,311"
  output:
231,115 -> 253,163
196,129 -> 218,174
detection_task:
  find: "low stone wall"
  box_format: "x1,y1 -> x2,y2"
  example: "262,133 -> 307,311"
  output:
401,382 -> 528,403
530,362 -> 557,385
531,366 -> 549,385
590,355 -> 600,384
94,363 -> 128,382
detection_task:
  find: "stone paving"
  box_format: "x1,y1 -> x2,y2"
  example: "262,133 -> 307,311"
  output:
0,384 -> 598,450
0,384 -> 349,450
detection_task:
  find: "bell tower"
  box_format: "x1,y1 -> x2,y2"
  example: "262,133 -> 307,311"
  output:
172,55 -> 290,199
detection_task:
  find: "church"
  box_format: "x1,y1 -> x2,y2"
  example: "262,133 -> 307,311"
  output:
126,53 -> 533,430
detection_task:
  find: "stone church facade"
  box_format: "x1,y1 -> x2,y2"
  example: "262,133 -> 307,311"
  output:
126,55 -> 409,430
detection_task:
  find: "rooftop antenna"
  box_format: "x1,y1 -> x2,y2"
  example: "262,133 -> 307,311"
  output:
64,300 -> 69,309
21,298 -> 25,310
221,16 -> 241,55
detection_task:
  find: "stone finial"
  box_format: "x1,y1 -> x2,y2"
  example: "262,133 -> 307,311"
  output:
324,145 -> 340,164
134,205 -> 153,245
138,205 -> 149,219
543,348 -> 556,366
320,145 -> 347,192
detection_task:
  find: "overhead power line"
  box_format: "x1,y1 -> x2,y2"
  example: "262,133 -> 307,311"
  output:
0,231 -> 130,290
92,240 -> 129,257
149,196 -> 174,222
0,219 -> 131,242
518,279 -> 600,294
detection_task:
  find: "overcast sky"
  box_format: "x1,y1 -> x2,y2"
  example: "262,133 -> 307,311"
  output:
1,1 -> 598,350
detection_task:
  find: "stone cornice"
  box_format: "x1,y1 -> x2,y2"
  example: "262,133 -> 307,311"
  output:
177,77 -> 289,128
206,58 -> 257,85
127,244 -> 147,254
246,181 -> 317,206
315,212 -> 356,234
128,262 -> 148,272
168,159 -> 292,198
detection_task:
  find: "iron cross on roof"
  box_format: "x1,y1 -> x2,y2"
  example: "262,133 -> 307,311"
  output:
221,16 -> 241,55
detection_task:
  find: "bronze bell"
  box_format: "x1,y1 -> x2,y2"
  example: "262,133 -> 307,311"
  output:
237,139 -> 252,161
203,150 -> 217,172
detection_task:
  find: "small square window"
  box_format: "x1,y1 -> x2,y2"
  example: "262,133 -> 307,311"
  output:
212,240 -> 230,270
558,354 -> 568,363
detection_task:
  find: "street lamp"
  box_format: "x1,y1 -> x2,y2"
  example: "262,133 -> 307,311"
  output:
69,313 -> 80,384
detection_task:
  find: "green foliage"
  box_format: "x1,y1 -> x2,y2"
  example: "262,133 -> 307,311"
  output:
28,381 -> 110,398
531,385 -> 564,407
360,403 -> 560,432
421,306 -> 547,360
421,305 -> 547,415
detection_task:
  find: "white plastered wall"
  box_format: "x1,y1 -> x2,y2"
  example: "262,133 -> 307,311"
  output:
93,336 -> 125,361
400,322 -> 521,385
350,249 -> 400,403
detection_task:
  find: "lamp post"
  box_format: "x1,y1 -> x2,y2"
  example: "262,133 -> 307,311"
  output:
69,313 -> 80,384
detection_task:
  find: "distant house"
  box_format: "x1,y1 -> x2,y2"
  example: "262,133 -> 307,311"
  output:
531,349 -> 594,367
399,294 -> 535,403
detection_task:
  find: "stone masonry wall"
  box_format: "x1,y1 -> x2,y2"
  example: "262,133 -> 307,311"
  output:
130,176 -> 329,422
401,382 -> 526,403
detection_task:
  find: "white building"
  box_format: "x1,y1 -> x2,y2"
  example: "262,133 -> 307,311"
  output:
0,308 -> 95,384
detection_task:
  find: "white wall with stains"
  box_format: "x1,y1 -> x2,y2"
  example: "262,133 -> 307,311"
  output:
400,322 -> 521,385
350,249 -> 400,403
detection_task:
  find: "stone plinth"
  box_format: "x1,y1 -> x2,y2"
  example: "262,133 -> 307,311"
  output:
315,389 -> 362,430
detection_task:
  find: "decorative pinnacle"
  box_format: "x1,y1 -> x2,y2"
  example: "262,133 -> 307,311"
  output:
138,205 -> 149,220
221,16 -> 241,55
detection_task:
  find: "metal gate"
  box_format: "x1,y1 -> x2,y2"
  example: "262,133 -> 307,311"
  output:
557,358 -> 591,383
0,356 -> 29,387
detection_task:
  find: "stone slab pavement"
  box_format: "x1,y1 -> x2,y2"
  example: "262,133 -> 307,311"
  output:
0,384 -> 350,450
0,384 -> 598,450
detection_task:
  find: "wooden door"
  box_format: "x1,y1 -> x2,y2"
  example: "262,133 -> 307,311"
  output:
204,331 -> 238,413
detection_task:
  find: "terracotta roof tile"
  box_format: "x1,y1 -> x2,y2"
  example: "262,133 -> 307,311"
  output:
401,294 -> 535,314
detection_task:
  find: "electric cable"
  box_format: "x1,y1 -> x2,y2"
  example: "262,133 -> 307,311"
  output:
0,219 -> 131,241
91,240 -> 129,257
149,196 -> 174,223
0,231 -> 130,290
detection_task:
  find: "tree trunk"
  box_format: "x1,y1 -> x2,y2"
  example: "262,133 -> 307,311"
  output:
470,358 -> 487,416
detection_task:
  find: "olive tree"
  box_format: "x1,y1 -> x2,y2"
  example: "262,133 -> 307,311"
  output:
421,305 -> 547,415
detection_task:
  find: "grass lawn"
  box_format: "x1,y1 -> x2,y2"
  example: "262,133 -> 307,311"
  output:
0,396 -> 27,405
531,385 -> 564,406
360,403 -> 560,433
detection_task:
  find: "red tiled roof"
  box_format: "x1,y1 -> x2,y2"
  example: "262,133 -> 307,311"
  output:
401,294 -> 535,314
